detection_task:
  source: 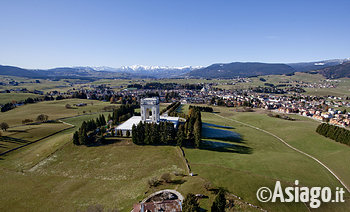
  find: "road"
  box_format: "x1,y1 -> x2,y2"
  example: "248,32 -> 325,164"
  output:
214,113 -> 350,194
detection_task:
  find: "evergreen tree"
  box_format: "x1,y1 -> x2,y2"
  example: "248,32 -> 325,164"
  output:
211,188 -> 226,212
194,118 -> 201,148
73,131 -> 80,145
79,128 -> 88,145
176,125 -> 185,146
182,193 -> 200,212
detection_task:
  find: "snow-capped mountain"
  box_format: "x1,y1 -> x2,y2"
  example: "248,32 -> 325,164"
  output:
86,65 -> 201,78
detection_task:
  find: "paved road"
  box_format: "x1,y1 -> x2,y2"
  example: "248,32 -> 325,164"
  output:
214,113 -> 350,193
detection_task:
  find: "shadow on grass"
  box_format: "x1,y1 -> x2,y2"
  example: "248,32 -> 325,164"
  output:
0,136 -> 30,144
0,144 -> 8,148
200,140 -> 252,154
202,123 -> 243,144
7,129 -> 29,133
203,122 -> 234,129
170,179 -> 186,185
86,138 -> 125,147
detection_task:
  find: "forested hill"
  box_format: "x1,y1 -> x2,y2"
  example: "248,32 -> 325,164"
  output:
314,62 -> 350,79
188,62 -> 296,78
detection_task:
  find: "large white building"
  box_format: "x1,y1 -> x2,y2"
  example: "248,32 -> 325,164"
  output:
115,97 -> 179,136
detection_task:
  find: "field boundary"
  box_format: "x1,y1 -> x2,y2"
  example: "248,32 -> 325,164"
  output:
214,113 -> 350,193
0,122 -> 75,156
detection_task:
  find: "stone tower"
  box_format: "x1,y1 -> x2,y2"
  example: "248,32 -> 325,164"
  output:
141,97 -> 160,123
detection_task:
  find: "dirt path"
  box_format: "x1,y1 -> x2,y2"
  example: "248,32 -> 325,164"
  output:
214,113 -> 350,194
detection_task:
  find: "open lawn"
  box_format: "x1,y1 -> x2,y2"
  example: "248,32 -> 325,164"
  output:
0,99 -> 113,126
0,139 -> 187,211
183,107 -> 350,211
0,122 -> 71,154
1,102 -> 350,211
0,93 -> 43,104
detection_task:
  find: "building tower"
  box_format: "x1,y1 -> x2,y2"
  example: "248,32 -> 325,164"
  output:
141,97 -> 160,123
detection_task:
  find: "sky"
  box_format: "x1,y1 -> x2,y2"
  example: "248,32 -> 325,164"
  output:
0,0 -> 349,69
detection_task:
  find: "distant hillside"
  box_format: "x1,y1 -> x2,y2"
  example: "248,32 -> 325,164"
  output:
0,65 -> 130,79
0,65 -> 194,79
288,58 -> 350,72
0,65 -> 45,78
314,62 -> 350,79
188,62 -> 296,78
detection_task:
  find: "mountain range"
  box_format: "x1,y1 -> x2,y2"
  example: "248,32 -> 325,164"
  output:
0,58 -> 349,79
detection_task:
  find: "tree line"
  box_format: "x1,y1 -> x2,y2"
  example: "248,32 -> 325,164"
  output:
128,82 -> 203,90
132,106 -> 202,148
179,107 -> 202,148
0,96 -> 56,113
73,114 -> 107,146
316,123 -> 350,146
160,101 -> 179,114
111,104 -> 135,124
168,102 -> 181,116
132,121 -> 176,145
189,105 -> 213,112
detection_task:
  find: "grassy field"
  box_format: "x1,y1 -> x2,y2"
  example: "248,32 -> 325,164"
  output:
183,107 -> 350,211
1,98 -> 350,211
0,122 -> 71,154
0,132 -> 186,211
0,102 -> 188,211
0,93 -> 43,104
0,99 -> 113,126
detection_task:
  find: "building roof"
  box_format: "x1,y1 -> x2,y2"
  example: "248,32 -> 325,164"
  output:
116,116 -> 180,131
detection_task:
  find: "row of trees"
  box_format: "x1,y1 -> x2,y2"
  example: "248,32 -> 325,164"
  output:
1,95 -> 68,113
168,102 -> 181,116
129,82 -> 203,90
132,106 -> 203,148
189,105 -> 213,112
132,122 -> 176,145
178,107 -> 202,148
73,114 -> 107,146
160,102 -> 178,114
111,104 -> 135,124
316,123 -> 350,146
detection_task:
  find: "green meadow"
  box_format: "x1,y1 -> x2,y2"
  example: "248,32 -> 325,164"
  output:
0,98 -> 349,211
183,107 -> 350,211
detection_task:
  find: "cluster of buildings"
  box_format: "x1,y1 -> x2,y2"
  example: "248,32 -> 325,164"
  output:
115,97 -> 179,136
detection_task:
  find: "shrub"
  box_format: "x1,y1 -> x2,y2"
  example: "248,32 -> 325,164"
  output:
148,177 -> 160,188
160,173 -> 172,183
22,119 -> 34,124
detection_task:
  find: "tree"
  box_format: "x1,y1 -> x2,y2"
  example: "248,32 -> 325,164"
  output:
72,131 -> 80,145
0,122 -> 9,131
194,118 -> 201,148
176,124 -> 185,146
182,193 -> 200,212
211,188 -> 226,212
126,130 -> 130,137
79,128 -> 88,145
36,114 -> 49,122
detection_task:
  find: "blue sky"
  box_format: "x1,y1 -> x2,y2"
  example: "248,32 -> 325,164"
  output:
0,0 -> 349,69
